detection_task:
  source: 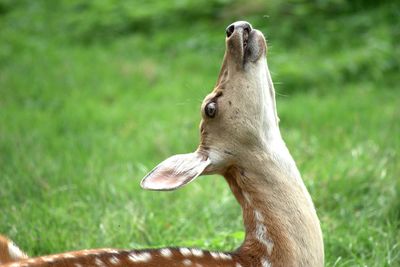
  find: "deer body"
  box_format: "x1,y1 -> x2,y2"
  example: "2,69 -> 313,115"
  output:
0,21 -> 324,267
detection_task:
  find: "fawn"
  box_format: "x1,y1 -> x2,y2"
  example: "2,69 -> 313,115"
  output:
0,21 -> 324,267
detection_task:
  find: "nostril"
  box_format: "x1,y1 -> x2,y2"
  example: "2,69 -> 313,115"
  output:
226,25 -> 235,38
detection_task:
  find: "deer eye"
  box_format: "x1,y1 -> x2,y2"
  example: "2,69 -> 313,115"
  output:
205,102 -> 217,118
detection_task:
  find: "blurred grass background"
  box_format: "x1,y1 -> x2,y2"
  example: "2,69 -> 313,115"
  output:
0,0 -> 399,266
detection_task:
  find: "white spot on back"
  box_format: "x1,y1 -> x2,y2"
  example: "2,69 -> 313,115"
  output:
74,263 -> 83,267
179,248 -> 192,257
191,248 -> 203,257
160,248 -> 172,257
236,263 -> 243,267
128,252 -> 151,262
210,252 -> 219,259
82,250 -> 91,256
209,251 -> 232,260
183,259 -> 192,266
218,252 -> 232,260
64,253 -> 75,259
42,256 -> 55,263
106,249 -> 120,254
109,256 -> 120,265
95,257 -> 106,266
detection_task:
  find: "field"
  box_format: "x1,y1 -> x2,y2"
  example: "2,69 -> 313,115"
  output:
0,1 -> 399,266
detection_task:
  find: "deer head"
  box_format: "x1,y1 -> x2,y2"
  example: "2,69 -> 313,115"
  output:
141,21 -> 280,190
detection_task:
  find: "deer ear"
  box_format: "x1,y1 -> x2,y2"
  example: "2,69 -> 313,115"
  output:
140,152 -> 211,191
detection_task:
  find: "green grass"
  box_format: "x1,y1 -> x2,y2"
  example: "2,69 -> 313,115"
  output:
0,2 -> 399,267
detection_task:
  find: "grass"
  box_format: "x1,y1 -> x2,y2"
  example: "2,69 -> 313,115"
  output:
0,3 -> 399,267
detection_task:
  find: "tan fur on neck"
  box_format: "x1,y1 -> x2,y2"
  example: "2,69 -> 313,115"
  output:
225,159 -> 323,266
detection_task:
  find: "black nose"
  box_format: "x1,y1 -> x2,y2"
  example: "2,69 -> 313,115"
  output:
226,21 -> 252,38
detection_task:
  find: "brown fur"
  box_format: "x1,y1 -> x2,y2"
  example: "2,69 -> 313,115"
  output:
0,235 -> 12,264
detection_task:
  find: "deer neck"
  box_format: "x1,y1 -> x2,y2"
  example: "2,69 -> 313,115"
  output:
224,140 -> 324,267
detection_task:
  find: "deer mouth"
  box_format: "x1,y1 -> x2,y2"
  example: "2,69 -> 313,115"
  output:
245,29 -> 266,63
225,21 -> 265,65
242,27 -> 250,51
